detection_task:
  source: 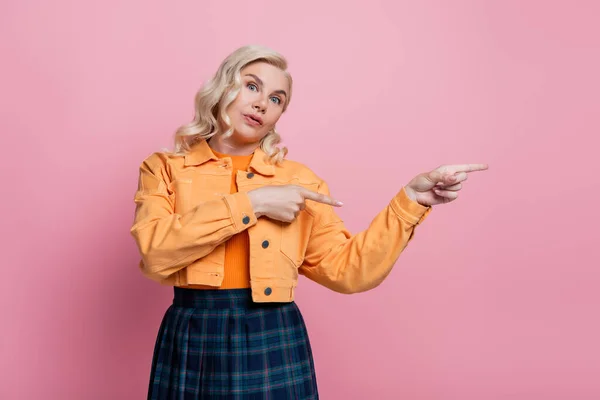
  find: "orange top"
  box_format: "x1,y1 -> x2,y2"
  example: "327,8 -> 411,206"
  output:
212,148 -> 253,289
189,148 -> 253,289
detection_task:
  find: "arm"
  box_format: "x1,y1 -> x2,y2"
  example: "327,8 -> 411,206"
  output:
299,180 -> 431,294
130,155 -> 257,282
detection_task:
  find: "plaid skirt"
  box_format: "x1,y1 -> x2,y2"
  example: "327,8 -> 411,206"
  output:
148,287 -> 319,399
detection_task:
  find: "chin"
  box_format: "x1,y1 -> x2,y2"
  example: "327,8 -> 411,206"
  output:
231,125 -> 267,143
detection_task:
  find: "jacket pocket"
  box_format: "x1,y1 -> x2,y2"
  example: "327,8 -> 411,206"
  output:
279,211 -> 314,267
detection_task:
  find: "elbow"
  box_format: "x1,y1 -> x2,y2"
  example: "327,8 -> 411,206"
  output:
344,282 -> 384,295
131,230 -> 180,281
133,243 -> 179,283
325,276 -> 385,295
333,263 -> 389,294
138,256 -> 175,282
307,263 -> 389,294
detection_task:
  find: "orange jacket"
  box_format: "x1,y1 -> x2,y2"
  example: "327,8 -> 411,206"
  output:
130,140 -> 432,302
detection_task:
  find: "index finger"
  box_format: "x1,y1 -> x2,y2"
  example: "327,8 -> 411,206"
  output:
447,164 -> 489,173
299,188 -> 343,206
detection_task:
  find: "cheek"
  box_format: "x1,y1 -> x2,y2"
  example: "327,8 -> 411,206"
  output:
228,89 -> 251,109
225,97 -> 246,122
230,93 -> 246,109
265,108 -> 284,127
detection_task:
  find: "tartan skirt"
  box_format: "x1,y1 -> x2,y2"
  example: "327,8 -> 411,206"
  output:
148,287 -> 319,399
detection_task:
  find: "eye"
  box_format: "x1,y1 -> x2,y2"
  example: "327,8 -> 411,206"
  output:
247,83 -> 258,92
270,96 -> 281,105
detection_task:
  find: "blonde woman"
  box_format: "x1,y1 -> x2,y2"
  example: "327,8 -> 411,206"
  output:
131,45 -> 488,399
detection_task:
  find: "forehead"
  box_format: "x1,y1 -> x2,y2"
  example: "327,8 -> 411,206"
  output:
241,62 -> 289,92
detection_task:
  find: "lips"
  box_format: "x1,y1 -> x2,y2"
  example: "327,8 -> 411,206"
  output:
243,113 -> 263,126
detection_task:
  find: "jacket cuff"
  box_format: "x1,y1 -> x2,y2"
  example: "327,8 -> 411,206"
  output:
390,187 -> 431,225
224,192 -> 258,232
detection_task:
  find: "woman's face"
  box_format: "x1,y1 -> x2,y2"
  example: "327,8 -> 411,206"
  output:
223,61 -> 289,145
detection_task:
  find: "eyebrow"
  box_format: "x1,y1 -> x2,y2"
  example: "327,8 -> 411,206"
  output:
244,73 -> 288,98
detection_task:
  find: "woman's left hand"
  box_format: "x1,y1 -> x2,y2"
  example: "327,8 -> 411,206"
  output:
404,164 -> 489,206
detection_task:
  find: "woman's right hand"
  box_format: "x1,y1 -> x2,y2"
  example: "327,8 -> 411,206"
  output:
247,185 -> 343,223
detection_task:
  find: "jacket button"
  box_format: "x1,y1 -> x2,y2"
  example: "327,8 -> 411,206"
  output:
247,172 -> 255,179
264,287 -> 272,296
262,240 -> 269,249
242,216 -> 250,224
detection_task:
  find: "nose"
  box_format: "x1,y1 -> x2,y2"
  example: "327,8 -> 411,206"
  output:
252,97 -> 267,113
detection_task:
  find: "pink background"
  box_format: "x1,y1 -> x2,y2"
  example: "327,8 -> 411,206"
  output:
2,0 -> 599,399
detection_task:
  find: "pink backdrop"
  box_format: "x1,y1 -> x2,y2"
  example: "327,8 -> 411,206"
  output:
2,0 -> 599,399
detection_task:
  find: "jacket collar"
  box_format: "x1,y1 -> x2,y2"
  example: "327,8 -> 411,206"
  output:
184,139 -> 275,176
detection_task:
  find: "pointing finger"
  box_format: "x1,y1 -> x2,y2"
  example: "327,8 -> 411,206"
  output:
448,164 -> 489,173
300,188 -> 343,206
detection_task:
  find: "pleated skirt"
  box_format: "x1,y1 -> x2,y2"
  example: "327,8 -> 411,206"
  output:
148,287 -> 319,399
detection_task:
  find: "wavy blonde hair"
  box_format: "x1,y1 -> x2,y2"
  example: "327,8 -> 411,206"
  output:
173,45 -> 292,164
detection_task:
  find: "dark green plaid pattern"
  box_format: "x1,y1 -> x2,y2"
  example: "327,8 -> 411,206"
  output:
148,288 -> 319,399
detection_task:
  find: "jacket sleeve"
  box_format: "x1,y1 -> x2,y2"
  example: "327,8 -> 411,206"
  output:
130,155 -> 257,282
299,180 -> 431,294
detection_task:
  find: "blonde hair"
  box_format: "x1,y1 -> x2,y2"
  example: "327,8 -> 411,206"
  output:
174,45 -> 292,164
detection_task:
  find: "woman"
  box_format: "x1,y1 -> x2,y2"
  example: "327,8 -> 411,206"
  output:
131,44 -> 488,399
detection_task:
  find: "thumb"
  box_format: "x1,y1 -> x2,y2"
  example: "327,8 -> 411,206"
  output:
410,170 -> 450,191
427,170 -> 446,184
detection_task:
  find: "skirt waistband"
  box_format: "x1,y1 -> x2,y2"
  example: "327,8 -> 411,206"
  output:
173,287 -> 255,309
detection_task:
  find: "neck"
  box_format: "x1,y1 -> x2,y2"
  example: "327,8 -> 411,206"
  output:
208,135 -> 260,156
